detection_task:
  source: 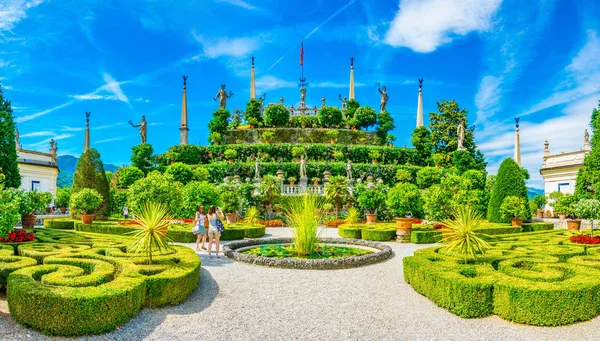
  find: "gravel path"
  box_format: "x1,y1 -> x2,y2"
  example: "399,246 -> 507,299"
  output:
2,228 -> 600,341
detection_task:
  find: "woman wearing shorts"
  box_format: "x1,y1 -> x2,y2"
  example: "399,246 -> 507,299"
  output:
193,205 -> 207,251
206,205 -> 224,258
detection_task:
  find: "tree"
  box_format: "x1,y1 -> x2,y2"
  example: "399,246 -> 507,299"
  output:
354,106 -> 377,130
263,103 -> 290,127
324,176 -> 350,217
128,171 -> 182,215
575,101 -> 600,199
452,150 -> 477,174
386,182 -> 423,218
208,108 -> 231,135
131,143 -> 154,173
164,162 -> 195,184
0,84 -> 20,188
178,181 -> 221,218
411,126 -> 432,166
487,158 -> 529,223
116,166 -> 144,188
416,167 -> 443,189
376,111 -> 395,142
56,187 -> 71,208
428,100 -> 486,169
344,99 -> 360,119
71,149 -> 111,219
318,106 -> 343,128
259,175 -> 281,219
245,99 -> 263,126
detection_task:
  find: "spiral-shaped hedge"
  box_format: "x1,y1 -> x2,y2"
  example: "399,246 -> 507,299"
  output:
1,229 -> 201,336
404,230 -> 600,326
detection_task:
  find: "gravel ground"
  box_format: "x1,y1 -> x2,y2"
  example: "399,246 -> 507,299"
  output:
1,227 -> 600,341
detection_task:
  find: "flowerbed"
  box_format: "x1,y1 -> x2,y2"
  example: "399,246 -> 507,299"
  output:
324,219 -> 345,228
570,234 -> 600,245
0,229 -> 35,243
260,219 -> 285,227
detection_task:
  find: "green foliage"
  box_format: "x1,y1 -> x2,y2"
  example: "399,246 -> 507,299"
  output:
208,108 -> 231,135
325,176 -> 350,217
71,149 -> 111,218
165,162 -> 195,184
575,101 -> 600,198
395,169 -> 412,182
229,113 -> 242,129
354,106 -> 377,129
209,132 -> 222,144
127,202 -> 173,265
326,129 -> 340,141
368,149 -> 381,161
376,111 -> 395,141
337,223 -> 397,241
462,169 -> 486,190
343,207 -> 361,224
416,167 -> 443,189
110,189 -> 129,216
220,189 -> 240,213
318,106 -> 343,127
333,150 -> 344,161
452,150 -> 477,174
244,206 -> 260,224
549,191 -> 564,202
441,206 -> 490,261
283,195 -> 325,256
0,85 -> 20,188
386,182 -> 423,218
263,103 -> 290,127
386,133 -> 397,144
259,175 -> 281,219
344,99 -> 360,119
356,184 -> 387,214
411,126 -> 432,166
573,199 -> 600,235
178,181 -> 220,218
117,166 -> 144,188
70,188 -> 103,215
12,189 -> 52,217
193,166 -> 209,181
422,172 -> 488,221
0,182 -> 20,236
532,194 -> 548,210
130,143 -> 154,173
487,158 -> 529,223
261,130 -> 275,142
291,146 -> 305,159
43,218 -> 76,229
554,193 -> 577,218
245,99 -> 263,126
128,171 -> 182,216
500,196 -> 528,220
223,149 -> 238,160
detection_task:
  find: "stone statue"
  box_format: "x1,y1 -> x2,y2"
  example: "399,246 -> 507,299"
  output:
585,129 -> 590,144
49,139 -> 58,162
300,87 -> 307,104
321,97 -> 326,108
418,78 -> 424,89
258,93 -> 266,108
280,97 -> 284,105
86,111 -> 91,124
254,159 -> 261,179
15,128 -> 20,149
378,85 -> 389,113
350,56 -> 355,67
346,160 -> 353,180
129,115 -> 147,144
457,121 -> 465,150
338,94 -> 347,110
299,155 -> 307,179
214,84 -> 233,110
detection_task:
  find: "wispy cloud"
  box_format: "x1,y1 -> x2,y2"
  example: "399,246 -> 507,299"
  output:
27,133 -> 73,148
96,137 -> 123,144
60,126 -> 84,132
15,100 -> 75,123
150,122 -> 164,126
215,0 -> 256,10
193,33 -> 260,58
69,94 -> 116,101
94,122 -> 125,130
255,75 -> 297,92
383,0 -> 501,53
20,131 -> 54,138
0,0 -> 45,32
69,72 -> 131,104
101,73 -> 129,103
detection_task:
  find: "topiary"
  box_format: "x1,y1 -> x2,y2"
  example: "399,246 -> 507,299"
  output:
70,188 -> 103,215
178,181 -> 221,218
224,149 -> 238,160
354,106 -> 377,129
245,99 -> 263,126
128,171 -> 182,216
416,167 -> 443,189
376,110 -> 395,141
131,143 -> 154,173
56,187 -> 71,208
318,106 -> 343,127
395,169 -> 412,183
292,147 -> 305,160
116,166 -> 144,188
208,108 -> 231,135
500,196 -> 528,220
164,162 -> 195,184
193,166 -> 209,181
326,129 -> 340,142
71,149 -> 111,219
487,158 -> 529,223
209,132 -> 222,144
263,103 -> 290,127
344,99 -> 360,119
0,85 -> 20,188
386,182 -> 423,218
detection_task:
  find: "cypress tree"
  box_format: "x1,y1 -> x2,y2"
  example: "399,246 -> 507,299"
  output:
71,149 -> 111,219
487,158 -> 529,223
575,101 -> 600,199
0,84 -> 21,188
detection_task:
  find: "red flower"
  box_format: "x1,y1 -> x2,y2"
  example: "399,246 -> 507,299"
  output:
570,235 -> 600,245
0,230 -> 35,243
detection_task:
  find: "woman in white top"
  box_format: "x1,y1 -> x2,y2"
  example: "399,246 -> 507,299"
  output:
206,205 -> 225,258
192,205 -> 207,251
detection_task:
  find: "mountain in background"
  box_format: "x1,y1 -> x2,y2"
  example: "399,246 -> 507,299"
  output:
527,187 -> 544,200
57,155 -> 119,188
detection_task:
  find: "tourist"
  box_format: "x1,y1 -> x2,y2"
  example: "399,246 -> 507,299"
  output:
193,205 -> 207,251
206,205 -> 224,258
123,204 -> 129,219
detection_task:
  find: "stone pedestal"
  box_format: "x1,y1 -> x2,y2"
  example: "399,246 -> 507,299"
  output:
299,176 -> 308,193
396,230 -> 411,243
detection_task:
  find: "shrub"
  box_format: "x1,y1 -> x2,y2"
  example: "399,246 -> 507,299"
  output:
416,167 -> 443,189
0,184 -> 19,237
362,228 -> 396,241
386,183 -> 423,218
292,147 -> 305,159
224,149 -> 238,160
244,207 -> 261,224
131,143 -> 154,173
462,169 -> 486,190
209,132 -> 222,144
368,150 -> 381,161
56,187 -> 71,207
13,189 -> 52,217
318,106 -> 343,127
128,171 -> 182,215
356,185 -> 386,214
262,130 -> 275,142
333,151 -> 344,161
573,198 -> 600,235
500,196 -> 528,220
165,162 -> 195,184
263,103 -> 290,127
44,218 -> 76,230
441,206 -> 490,261
179,181 -> 220,219
208,108 -> 230,135
117,166 -> 144,188
110,189 -> 129,216
376,111 -> 395,141
193,166 -> 209,181
326,129 -> 340,141
325,176 -> 350,217
532,194 -> 548,211
70,188 -> 103,215
487,158 -> 529,223
71,149 -> 111,218
354,106 -> 377,129
288,176 -> 297,183
220,190 -> 240,214
343,207 -> 361,224
452,150 -> 477,174
554,193 -> 577,218
283,195 -> 325,256
245,99 -> 263,126
395,169 -> 412,183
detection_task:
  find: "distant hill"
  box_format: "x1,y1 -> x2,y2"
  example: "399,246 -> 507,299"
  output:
57,155 -> 120,188
527,187 -> 544,200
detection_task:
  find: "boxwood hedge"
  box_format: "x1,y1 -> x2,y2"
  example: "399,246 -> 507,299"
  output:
2,229 -> 201,336
338,223 -> 396,241
43,218 -> 76,230
404,230 -> 600,326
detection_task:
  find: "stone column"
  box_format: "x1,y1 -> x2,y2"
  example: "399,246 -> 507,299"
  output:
180,76 -> 189,145
84,112 -> 90,151
416,83 -> 424,128
299,176 -> 308,194
349,62 -> 355,100
514,126 -> 521,166
250,57 -> 256,100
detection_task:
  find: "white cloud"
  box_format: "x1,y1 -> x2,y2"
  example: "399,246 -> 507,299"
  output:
474,75 -> 503,124
215,0 -> 256,10
20,131 -> 54,138
383,0 -> 502,53
96,137 -> 123,144
69,72 -> 130,104
60,126 -> 84,132
101,73 -> 129,103
255,75 -> 296,92
15,100 -> 75,123
0,0 -> 45,32
150,122 -> 164,126
193,33 -> 260,58
69,94 -> 116,101
27,133 -> 73,148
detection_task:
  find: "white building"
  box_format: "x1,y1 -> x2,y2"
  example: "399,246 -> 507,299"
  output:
540,131 -> 591,196
16,140 -> 59,198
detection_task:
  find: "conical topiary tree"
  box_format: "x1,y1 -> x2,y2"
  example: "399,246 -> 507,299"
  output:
487,158 -> 529,223
575,101 -> 600,199
71,149 -> 111,219
0,84 -> 21,188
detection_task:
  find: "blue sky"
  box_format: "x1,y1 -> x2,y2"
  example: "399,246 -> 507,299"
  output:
1,0 -> 599,188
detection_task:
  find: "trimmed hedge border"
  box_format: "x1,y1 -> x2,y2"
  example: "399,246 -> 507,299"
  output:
410,223 -> 554,244
224,237 -> 392,269
338,223 -> 397,241
43,218 -> 76,230
404,230 -> 600,326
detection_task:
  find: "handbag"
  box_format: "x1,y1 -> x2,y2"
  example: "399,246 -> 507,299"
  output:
216,218 -> 225,233
191,225 -> 199,234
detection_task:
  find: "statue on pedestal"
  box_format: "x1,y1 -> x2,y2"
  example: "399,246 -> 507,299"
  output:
129,115 -> 147,144
338,94 -> 347,110
299,155 -> 307,179
254,159 -> 261,180
585,129 -> 590,146
15,128 -> 20,149
300,87 -> 307,105
49,139 -> 58,163
214,84 -> 233,110
346,160 -> 353,180
321,97 -> 326,108
258,93 -> 266,108
457,121 -> 465,151
280,97 -> 284,105
378,85 -> 389,113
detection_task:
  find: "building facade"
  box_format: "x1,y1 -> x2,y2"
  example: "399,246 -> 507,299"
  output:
17,148 -> 59,198
540,133 -> 591,196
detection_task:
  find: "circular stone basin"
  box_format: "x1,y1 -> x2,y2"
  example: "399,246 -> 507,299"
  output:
224,237 -> 393,269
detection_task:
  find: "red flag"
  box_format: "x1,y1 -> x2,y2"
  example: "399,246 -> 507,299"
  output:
300,40 -> 304,66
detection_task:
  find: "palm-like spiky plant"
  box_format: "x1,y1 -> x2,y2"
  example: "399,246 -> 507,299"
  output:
128,202 -> 173,265
283,195 -> 325,256
325,176 -> 350,218
244,206 -> 261,224
343,207 -> 361,224
441,206 -> 490,262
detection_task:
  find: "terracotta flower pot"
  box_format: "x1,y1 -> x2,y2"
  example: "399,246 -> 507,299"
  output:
351,126 -> 356,130
45,207 -> 52,214
214,141 -> 219,145
265,140 -> 270,143
313,181 -> 318,185
389,143 -> 393,147
21,215 -> 36,228
225,213 -> 237,224
60,208 -> 67,214
366,213 -> 377,224
81,214 -> 94,225
537,211 -> 543,218
511,218 -> 523,227
567,219 -> 581,231
228,159 -> 233,164
330,140 -> 335,144
395,217 -> 413,232
290,181 -> 295,185
372,160 -> 377,165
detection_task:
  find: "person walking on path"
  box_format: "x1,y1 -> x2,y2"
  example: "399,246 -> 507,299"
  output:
123,205 -> 129,219
193,205 -> 208,252
207,206 -> 224,258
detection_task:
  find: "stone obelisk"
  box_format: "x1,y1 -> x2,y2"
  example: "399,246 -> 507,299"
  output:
180,76 -> 189,145
84,112 -> 91,151
349,57 -> 355,100
514,118 -> 521,166
250,56 -> 256,100
416,79 -> 424,127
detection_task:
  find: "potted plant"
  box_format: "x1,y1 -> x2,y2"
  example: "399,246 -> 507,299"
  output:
247,117 -> 259,129
312,177 -> 320,185
347,118 -> 358,130
298,116 -> 310,129
432,153 -> 444,167
368,150 -> 381,165
532,194 -> 548,218
554,194 -> 579,229
262,130 -> 275,143
70,188 -> 103,224
292,147 -> 305,162
357,188 -> 386,224
323,203 -> 334,214
220,190 -> 240,224
16,190 -> 53,228
209,132 -> 222,145
288,176 -> 297,185
387,133 -> 397,147
56,187 -> 71,213
500,196 -> 528,227
326,130 -> 339,144
386,183 -> 422,233
574,199 -> 600,236
223,149 -> 237,163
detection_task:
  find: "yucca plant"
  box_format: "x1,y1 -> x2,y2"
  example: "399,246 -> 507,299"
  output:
283,195 -> 325,256
128,202 -> 173,265
343,207 -> 361,224
441,206 -> 490,262
244,206 -> 261,224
